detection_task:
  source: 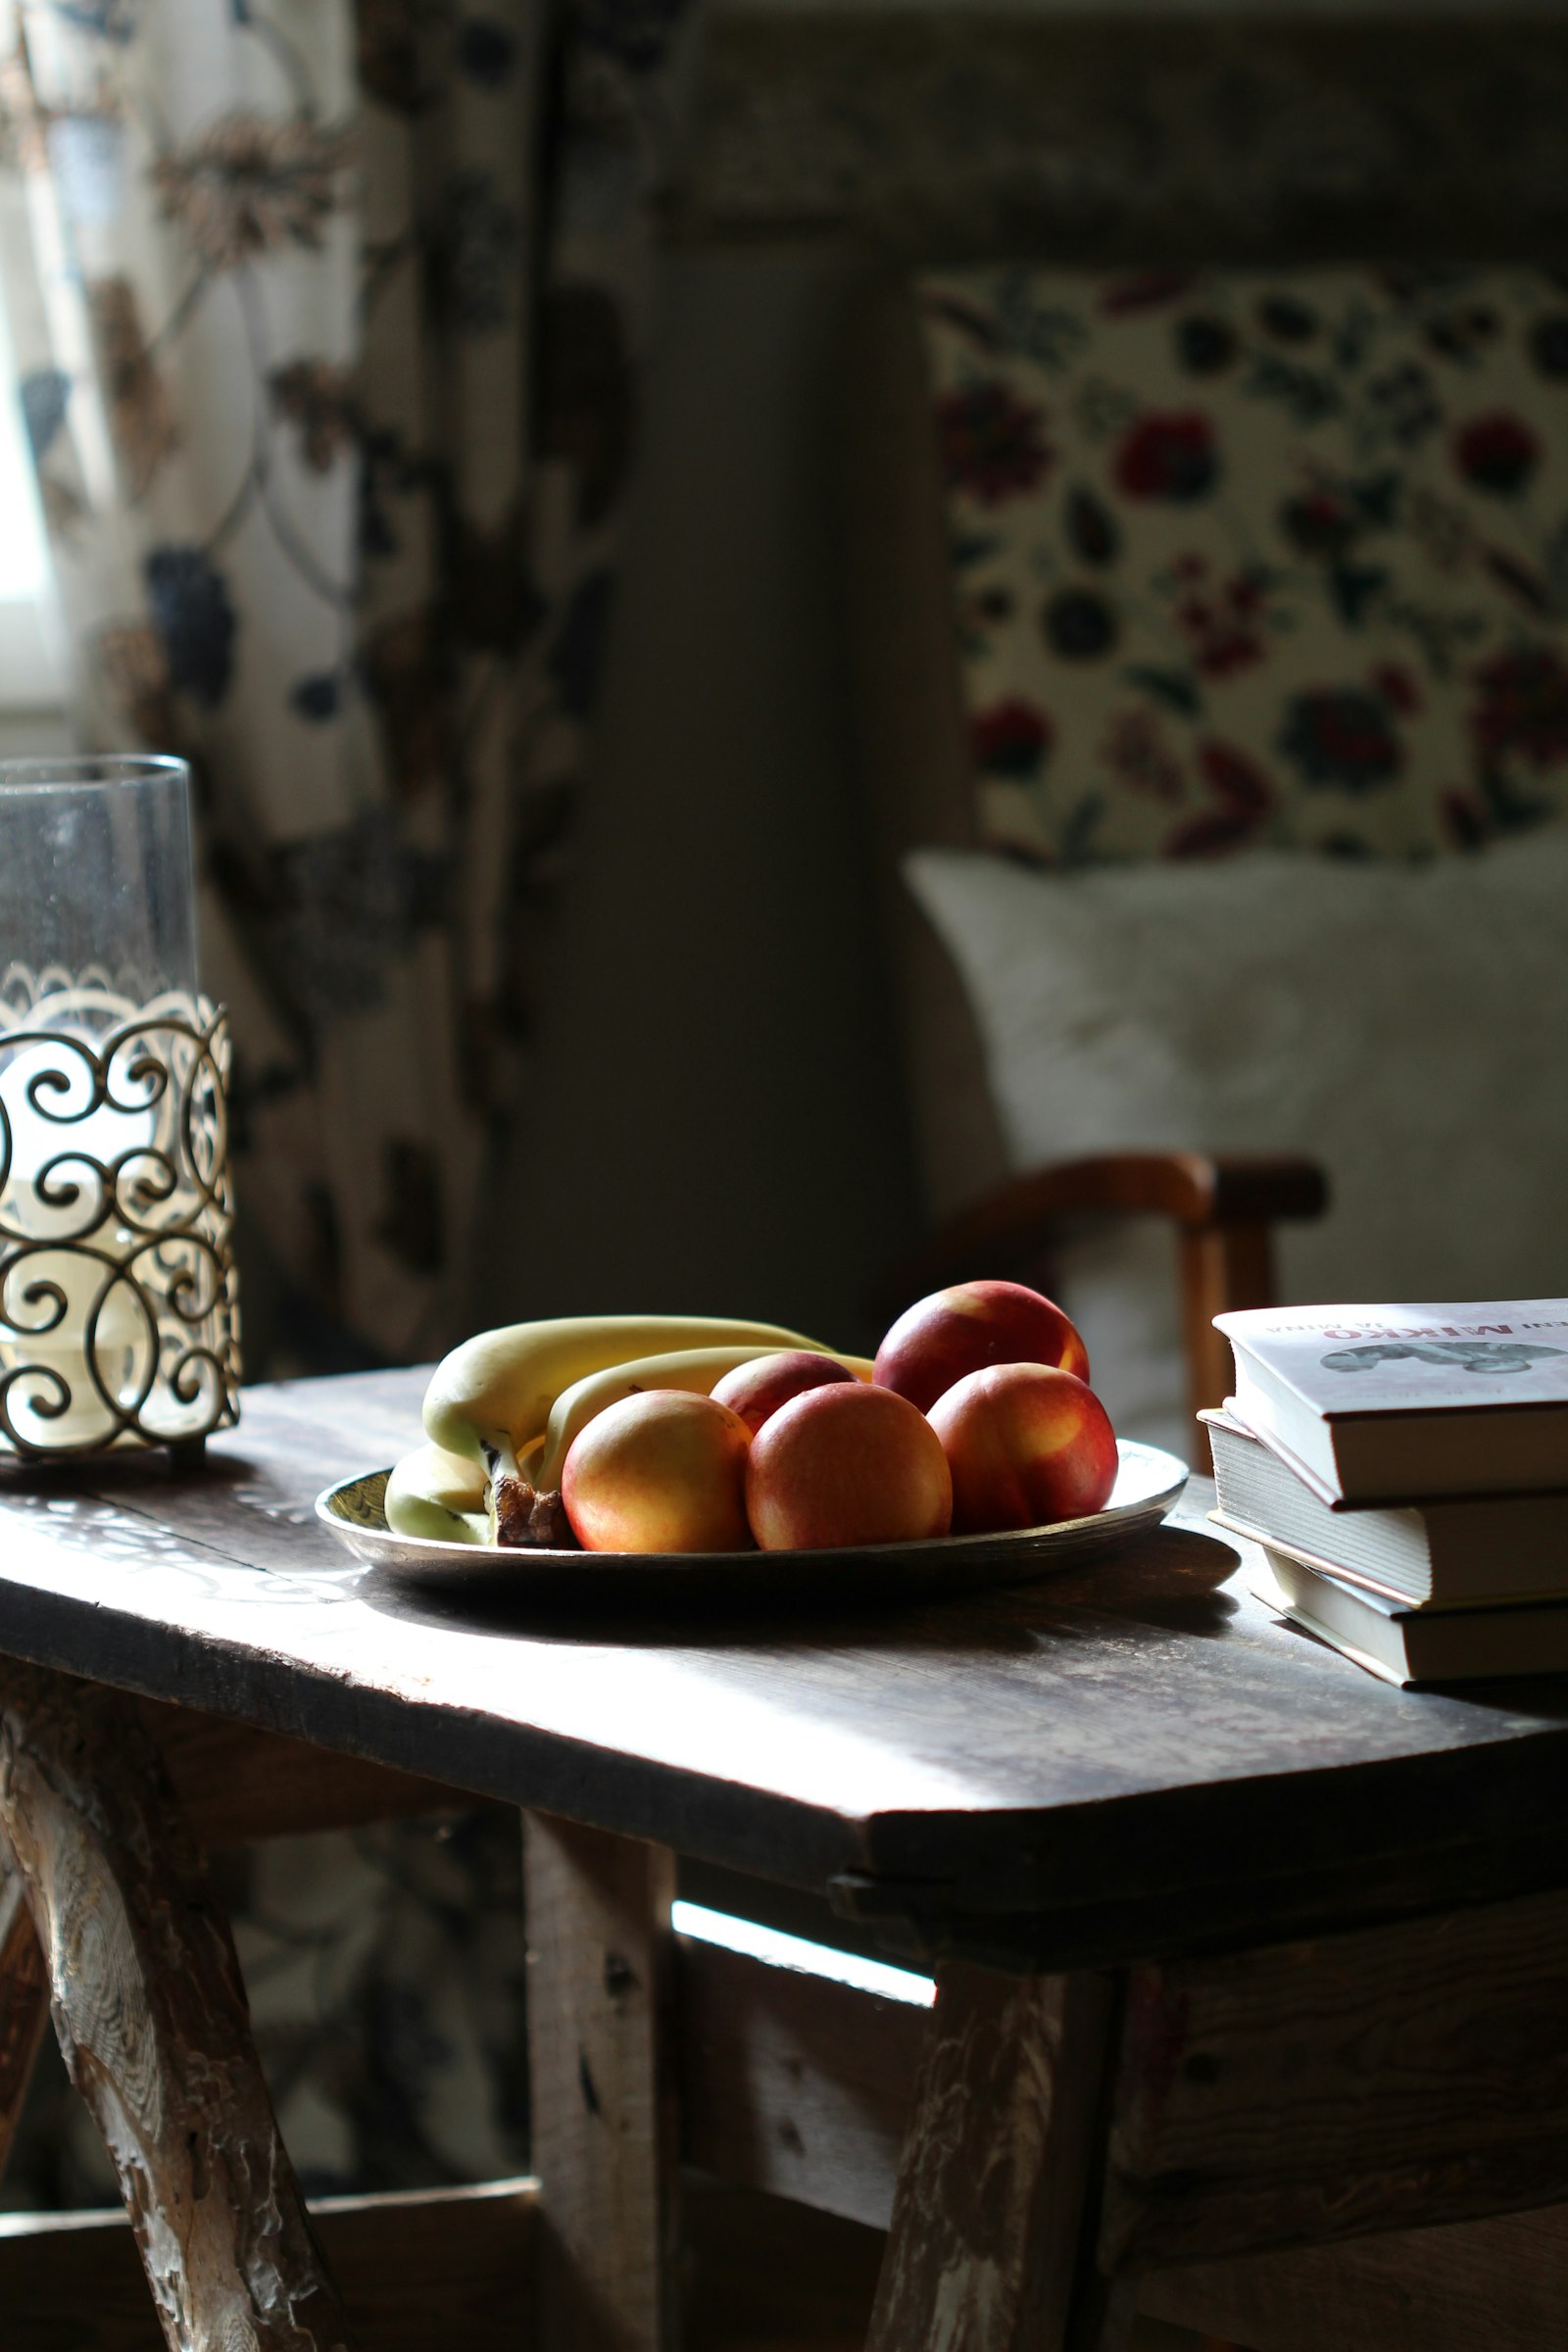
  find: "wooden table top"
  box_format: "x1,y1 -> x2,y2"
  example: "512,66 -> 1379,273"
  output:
0,1368 -> 1566,1966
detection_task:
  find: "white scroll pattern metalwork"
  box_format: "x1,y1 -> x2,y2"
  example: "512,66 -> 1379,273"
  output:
0,966 -> 241,1456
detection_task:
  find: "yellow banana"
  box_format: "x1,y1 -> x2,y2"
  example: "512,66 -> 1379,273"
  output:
535,1343 -> 872,1492
385,1443 -> 489,1545
422,1312 -> 831,1468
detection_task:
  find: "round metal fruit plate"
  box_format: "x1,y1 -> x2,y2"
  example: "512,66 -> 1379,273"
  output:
314,1440 -> 1188,1600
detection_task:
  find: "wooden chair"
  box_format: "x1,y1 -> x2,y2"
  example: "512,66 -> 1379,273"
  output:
843,277 -> 1330,1441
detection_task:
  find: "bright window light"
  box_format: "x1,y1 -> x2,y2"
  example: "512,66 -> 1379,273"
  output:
0,288 -> 50,605
0,271 -> 64,711
671,1899 -> 936,2007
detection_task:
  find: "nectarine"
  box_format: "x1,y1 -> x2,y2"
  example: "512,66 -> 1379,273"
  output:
710,1349 -> 858,1435
746,1381 -> 952,1551
927,1363 -> 1116,1534
562,1389 -> 752,1552
874,1279 -> 1089,1413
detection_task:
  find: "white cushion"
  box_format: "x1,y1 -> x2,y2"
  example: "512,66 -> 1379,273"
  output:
905,832 -> 1568,1457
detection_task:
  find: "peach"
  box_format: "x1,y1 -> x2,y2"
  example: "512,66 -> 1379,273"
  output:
928,1363 -> 1116,1535
562,1389 -> 752,1552
710,1349 -> 858,1436
746,1381 -> 952,1551
874,1279 -> 1089,1413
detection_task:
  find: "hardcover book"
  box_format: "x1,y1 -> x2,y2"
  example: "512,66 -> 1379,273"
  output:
1212,1300 -> 1568,1503
1249,1544 -> 1568,1687
1202,1408 -> 1568,1607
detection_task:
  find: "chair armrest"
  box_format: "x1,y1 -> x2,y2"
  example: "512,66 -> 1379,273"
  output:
877,1152 -> 1331,1448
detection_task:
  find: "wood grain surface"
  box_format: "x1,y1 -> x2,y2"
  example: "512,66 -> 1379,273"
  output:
676,1935 -> 923,2229
1103,1878 -> 1568,2270
526,1814 -> 680,2352
0,2179 -> 532,2352
1,1371 -> 1568,1962
0,1661 -> 357,2351
1145,2195 -> 1568,2352
0,1851 -> 48,2183
864,1963 -> 1128,2352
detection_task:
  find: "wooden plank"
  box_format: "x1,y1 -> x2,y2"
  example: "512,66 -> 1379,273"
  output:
1145,2198 -> 1568,2352
5,1371 -> 1568,1966
683,2178 -> 887,2352
1103,1879 -> 1568,2272
676,1934 -> 923,2229
0,2179 -> 534,2352
138,1696 -> 472,1845
864,1962 -> 1130,2352
525,1812 -> 680,2352
0,1660 -> 357,2351
0,1850 -> 48,2183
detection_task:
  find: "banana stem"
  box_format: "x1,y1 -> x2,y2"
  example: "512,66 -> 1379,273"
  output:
481,1435 -> 573,1549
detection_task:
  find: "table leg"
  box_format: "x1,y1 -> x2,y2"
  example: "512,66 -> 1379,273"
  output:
0,1660 -> 358,2352
865,1961 -> 1133,2352
524,1810 -> 680,2352
0,1849 -> 49,2181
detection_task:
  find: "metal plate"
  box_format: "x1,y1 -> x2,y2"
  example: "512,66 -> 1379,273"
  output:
314,1441 -> 1189,1599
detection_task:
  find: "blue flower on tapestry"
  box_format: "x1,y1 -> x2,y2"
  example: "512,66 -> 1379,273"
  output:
291,672 -> 341,721
144,547 -> 237,708
575,0 -> 693,72
1278,688 -> 1402,794
20,370 -> 71,466
273,815 -> 449,1023
440,169 -> 519,334
457,18 -> 515,85
548,568 -> 613,719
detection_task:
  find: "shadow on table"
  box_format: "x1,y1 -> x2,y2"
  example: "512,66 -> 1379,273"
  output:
355,1521 -> 1243,1652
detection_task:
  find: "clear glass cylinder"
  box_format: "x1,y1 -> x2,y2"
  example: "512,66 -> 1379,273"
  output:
0,754 -> 198,1001
0,756 -> 240,1456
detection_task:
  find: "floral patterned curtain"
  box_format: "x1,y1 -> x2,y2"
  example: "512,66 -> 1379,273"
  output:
0,0 -> 703,1367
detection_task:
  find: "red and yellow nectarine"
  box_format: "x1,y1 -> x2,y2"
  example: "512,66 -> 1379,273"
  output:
746,1381 -> 952,1551
928,1362 -> 1116,1534
562,1389 -> 752,1552
874,1279 -> 1089,1413
710,1349 -> 858,1436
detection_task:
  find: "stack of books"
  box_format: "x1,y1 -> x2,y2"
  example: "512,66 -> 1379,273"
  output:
1205,1299 -> 1568,1686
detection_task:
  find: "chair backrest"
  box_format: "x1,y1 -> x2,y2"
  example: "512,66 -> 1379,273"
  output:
844,265 -> 1568,1452
911,264 -> 1568,868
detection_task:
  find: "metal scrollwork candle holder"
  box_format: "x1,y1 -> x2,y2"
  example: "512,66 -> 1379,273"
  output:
0,758 -> 240,1461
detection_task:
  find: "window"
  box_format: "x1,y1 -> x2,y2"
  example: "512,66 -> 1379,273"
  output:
0,278 -> 65,730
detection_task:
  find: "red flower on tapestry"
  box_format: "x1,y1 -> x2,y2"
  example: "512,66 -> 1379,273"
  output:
1114,413 -> 1218,503
1171,559 -> 1268,679
1098,271 -> 1197,317
1452,412 -> 1541,496
937,381 -> 1053,505
1470,645 -> 1568,768
972,699 -> 1054,777
1371,662 -> 1420,715
1199,741 -> 1274,815
1101,709 -> 1185,805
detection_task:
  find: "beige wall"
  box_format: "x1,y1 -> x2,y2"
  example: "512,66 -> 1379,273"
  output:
495,248 -> 920,1354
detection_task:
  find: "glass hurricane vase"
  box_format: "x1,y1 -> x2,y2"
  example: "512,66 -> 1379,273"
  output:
0,756 -> 240,1458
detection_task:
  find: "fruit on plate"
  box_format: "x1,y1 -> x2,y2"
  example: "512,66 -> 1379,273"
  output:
710,1348 -> 863,1436
873,1279 -> 1090,1413
423,1312 -> 832,1471
421,1311 -> 833,1546
745,1382 -> 953,1551
384,1443 -> 491,1544
928,1363 -> 1117,1535
536,1344 -> 871,1492
563,1390 -> 753,1552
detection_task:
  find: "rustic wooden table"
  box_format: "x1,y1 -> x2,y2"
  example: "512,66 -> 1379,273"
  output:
3,1366 -> 1568,2352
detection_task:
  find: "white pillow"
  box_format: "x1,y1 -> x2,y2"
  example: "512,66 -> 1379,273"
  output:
905,833 -> 1568,1458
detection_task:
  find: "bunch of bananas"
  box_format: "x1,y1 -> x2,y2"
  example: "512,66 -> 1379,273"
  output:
387,1313 -> 865,1548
